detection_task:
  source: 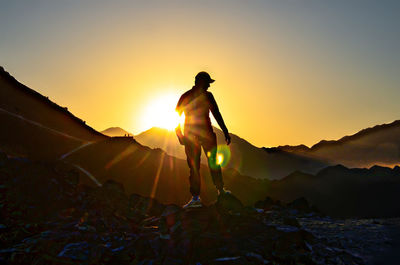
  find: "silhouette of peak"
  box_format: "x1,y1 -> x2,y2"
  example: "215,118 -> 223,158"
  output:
0,66 -> 105,139
276,144 -> 310,153
310,120 -> 400,150
136,126 -> 175,136
277,120 -> 400,154
316,164 -> 349,176
101,127 -> 132,137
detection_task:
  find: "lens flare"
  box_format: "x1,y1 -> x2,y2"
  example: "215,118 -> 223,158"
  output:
217,154 -> 224,165
208,144 -> 231,169
217,144 -> 231,167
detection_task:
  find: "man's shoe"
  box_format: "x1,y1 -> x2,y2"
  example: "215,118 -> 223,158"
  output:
217,188 -> 231,197
183,196 -> 202,209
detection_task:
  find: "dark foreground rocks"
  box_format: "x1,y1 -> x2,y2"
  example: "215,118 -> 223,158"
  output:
0,153 -> 374,264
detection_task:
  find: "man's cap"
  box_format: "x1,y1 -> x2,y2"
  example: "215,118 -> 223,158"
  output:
195,71 -> 215,83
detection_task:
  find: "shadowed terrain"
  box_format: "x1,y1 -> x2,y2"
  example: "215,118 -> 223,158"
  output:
266,165 -> 400,218
2,154 -> 394,265
63,137 -> 269,207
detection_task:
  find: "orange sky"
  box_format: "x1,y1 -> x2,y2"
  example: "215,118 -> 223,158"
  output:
1,1 -> 400,147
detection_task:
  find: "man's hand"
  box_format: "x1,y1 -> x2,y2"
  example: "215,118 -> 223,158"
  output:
175,124 -> 186,145
225,133 -> 231,145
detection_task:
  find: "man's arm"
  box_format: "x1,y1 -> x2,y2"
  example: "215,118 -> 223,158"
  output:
175,94 -> 185,116
175,94 -> 186,145
208,92 -> 231,145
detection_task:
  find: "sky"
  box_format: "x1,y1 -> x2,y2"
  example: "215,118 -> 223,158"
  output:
1,0 -> 399,147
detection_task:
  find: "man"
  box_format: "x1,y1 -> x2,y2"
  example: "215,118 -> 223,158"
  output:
175,71 -> 231,208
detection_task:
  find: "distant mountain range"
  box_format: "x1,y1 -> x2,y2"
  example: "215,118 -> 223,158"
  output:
266,165 -> 400,218
1,66 -> 399,217
132,118 -> 400,178
132,118 -> 400,175
276,121 -> 400,168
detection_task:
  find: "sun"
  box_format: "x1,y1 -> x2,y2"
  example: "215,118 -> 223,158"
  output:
141,94 -> 185,131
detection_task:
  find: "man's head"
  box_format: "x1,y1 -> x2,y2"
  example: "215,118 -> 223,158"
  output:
195,71 -> 215,90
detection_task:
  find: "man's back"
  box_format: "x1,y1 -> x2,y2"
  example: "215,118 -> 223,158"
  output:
176,87 -> 215,134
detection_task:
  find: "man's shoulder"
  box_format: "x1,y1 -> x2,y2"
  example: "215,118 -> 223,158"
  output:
205,91 -> 215,100
180,88 -> 194,99
177,89 -> 194,109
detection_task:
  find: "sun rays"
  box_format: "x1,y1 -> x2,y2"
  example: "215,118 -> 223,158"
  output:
105,145 -> 138,170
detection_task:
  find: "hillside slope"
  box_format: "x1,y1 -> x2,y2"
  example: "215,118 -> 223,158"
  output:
0,67 -> 107,158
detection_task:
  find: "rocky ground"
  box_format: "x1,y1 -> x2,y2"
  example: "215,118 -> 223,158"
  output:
0,152 -> 399,264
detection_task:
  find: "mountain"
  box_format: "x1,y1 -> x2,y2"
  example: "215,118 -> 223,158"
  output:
135,126 -> 329,180
278,120 -> 400,168
101,127 -> 132,137
134,126 -> 186,158
0,67 -> 107,159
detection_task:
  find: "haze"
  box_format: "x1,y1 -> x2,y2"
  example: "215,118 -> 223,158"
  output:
1,0 -> 399,147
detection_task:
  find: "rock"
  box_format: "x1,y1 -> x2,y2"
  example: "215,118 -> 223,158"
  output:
65,169 -> 80,186
283,217 -> 301,228
245,252 -> 269,264
287,197 -> 314,213
254,208 -> 264,213
58,242 -> 90,260
102,179 -> 125,194
254,196 -> 281,210
129,193 -> 165,217
161,204 -> 181,217
215,192 -> 244,214
0,151 -> 7,167
273,229 -> 315,262
214,256 -> 244,264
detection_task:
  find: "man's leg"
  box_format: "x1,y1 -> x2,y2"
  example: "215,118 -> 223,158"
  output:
184,138 -> 201,196
202,132 -> 224,191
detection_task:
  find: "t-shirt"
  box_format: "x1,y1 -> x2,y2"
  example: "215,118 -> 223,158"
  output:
176,87 -> 227,137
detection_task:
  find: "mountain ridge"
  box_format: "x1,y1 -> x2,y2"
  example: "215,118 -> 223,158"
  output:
101,126 -> 133,137
277,119 -> 400,152
0,66 -> 106,139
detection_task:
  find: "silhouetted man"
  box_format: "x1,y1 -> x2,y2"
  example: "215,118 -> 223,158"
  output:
176,71 -> 231,208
